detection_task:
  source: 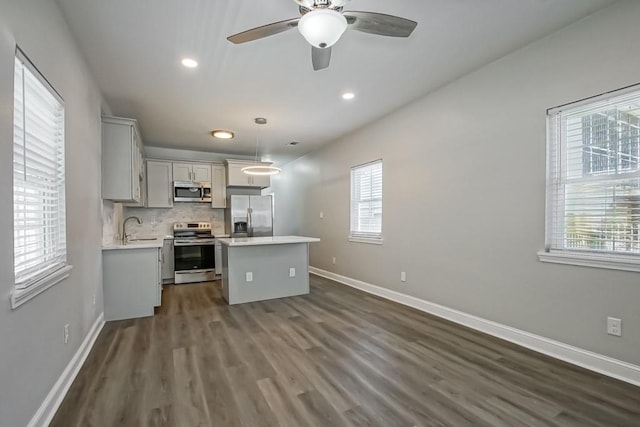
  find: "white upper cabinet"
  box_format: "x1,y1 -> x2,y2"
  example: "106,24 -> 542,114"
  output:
225,160 -> 272,188
172,163 -> 192,182
211,164 -> 227,208
193,164 -> 211,182
102,116 -> 145,203
146,160 -> 173,208
172,162 -> 211,183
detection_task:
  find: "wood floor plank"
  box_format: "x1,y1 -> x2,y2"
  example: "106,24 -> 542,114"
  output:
50,278 -> 640,427
172,346 -> 212,427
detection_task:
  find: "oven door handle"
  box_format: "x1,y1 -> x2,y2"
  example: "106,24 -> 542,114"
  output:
174,241 -> 216,246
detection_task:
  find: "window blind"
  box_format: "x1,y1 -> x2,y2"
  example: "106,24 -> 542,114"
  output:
350,160 -> 383,239
13,52 -> 67,289
547,86 -> 640,254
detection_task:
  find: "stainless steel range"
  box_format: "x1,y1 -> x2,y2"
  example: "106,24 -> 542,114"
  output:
173,222 -> 216,284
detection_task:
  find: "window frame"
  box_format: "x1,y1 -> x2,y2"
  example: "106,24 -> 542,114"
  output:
11,48 -> 72,309
539,83 -> 640,272
349,159 -> 384,245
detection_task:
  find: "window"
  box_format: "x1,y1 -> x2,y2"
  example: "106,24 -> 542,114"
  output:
12,50 -> 70,308
350,160 -> 383,243
542,84 -> 640,271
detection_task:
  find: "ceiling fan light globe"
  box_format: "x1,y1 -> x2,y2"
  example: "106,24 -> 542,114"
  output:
298,9 -> 348,49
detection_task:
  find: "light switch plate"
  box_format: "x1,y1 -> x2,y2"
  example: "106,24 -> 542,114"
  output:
289,267 -> 296,277
246,272 -> 253,282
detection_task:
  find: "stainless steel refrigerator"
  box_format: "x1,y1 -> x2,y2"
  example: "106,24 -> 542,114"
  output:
227,195 -> 273,237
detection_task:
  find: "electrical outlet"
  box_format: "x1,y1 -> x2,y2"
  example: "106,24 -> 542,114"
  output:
607,317 -> 622,337
289,267 -> 296,277
64,324 -> 69,344
400,271 -> 407,282
332,257 -> 336,265
320,211 -> 324,219
246,272 -> 253,282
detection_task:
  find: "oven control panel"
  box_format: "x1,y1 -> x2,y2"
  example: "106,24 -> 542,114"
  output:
173,222 -> 211,230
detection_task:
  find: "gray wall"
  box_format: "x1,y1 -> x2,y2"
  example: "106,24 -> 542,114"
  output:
0,0 -> 105,425
271,0 -> 640,366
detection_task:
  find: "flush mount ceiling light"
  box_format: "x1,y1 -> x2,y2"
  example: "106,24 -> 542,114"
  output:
298,8 -> 348,49
211,130 -> 234,139
342,92 -> 355,100
242,118 -> 282,176
181,58 -> 198,68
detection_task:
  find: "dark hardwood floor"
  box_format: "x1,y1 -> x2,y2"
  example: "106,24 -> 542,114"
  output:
51,275 -> 640,426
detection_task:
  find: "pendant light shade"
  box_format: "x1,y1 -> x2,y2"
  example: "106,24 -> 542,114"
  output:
298,9 -> 348,49
241,165 -> 282,176
243,117 -> 281,176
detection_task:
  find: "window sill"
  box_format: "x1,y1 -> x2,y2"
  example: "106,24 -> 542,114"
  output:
348,236 -> 384,245
11,265 -> 73,309
538,250 -> 640,273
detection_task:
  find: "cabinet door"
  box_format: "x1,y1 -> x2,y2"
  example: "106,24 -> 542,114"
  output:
172,163 -> 192,181
156,248 -> 163,307
162,239 -> 174,281
147,161 -> 173,208
252,173 -> 271,188
211,165 -> 226,208
192,164 -> 211,183
227,163 -> 252,186
215,243 -> 222,275
102,121 -> 136,201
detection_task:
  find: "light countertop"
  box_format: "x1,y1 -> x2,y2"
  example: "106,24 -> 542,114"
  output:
218,236 -> 320,247
103,234 -> 230,250
102,236 -> 167,251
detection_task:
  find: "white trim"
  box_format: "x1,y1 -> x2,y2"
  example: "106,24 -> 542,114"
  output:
538,250 -> 640,273
27,313 -> 105,427
348,236 -> 383,245
11,265 -> 73,309
309,267 -> 640,387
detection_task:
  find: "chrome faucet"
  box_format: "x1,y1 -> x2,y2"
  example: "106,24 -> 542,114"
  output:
121,216 -> 142,244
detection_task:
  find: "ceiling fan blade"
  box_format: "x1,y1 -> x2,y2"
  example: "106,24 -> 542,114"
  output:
227,18 -> 300,44
344,11 -> 417,38
312,46 -> 331,71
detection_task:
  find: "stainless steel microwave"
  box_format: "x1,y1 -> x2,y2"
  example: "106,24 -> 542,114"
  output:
173,181 -> 212,203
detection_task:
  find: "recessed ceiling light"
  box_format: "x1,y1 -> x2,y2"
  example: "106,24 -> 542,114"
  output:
181,58 -> 198,68
211,130 -> 234,139
342,92 -> 355,100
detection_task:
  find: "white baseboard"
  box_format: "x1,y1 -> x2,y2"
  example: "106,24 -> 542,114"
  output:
309,267 -> 640,387
28,313 -> 105,427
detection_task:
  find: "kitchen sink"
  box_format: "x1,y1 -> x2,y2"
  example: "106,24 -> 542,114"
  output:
127,237 -> 158,242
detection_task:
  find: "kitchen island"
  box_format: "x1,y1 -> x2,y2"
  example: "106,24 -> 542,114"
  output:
217,236 -> 320,305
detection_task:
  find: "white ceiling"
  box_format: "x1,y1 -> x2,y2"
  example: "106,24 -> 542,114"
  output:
56,0 -> 615,165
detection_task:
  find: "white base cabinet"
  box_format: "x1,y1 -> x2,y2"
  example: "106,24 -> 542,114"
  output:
103,247 -> 162,321
162,239 -> 174,283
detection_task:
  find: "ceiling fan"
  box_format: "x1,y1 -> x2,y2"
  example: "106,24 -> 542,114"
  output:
227,0 -> 417,71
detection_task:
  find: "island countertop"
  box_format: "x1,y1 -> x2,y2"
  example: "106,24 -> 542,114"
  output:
218,235 -> 320,247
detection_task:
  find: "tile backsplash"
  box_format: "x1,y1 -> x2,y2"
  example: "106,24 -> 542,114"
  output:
123,204 -> 226,237
102,200 -> 123,245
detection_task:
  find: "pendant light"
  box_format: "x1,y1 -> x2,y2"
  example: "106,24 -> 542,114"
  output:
242,118 -> 282,176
